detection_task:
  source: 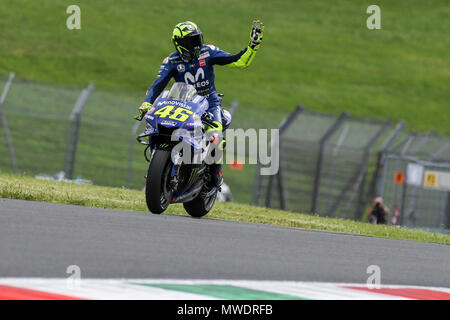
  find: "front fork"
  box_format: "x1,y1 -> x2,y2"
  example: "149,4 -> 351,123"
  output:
169,162 -> 181,190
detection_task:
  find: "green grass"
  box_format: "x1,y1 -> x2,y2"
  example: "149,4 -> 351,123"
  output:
0,0 -> 449,133
0,0 -> 448,204
1,172 -> 448,244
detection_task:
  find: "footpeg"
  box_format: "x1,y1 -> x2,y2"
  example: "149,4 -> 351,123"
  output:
201,187 -> 217,199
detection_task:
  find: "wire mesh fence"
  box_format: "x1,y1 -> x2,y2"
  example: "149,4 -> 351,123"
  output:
0,73 -> 146,188
252,106 -> 400,221
375,133 -> 450,230
1,75 -> 82,177
252,106 -> 450,230
0,73 -> 17,173
72,88 -> 145,189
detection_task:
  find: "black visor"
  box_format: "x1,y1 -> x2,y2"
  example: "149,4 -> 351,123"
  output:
176,33 -> 203,57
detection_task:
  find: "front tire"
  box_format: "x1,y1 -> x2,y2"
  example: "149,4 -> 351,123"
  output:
145,150 -> 173,214
183,191 -> 217,218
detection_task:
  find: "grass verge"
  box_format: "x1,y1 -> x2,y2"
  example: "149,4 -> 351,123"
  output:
0,172 -> 448,245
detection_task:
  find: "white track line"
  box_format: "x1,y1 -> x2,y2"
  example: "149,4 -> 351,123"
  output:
1,278 -> 449,300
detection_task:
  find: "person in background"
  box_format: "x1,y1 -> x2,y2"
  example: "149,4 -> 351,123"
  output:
391,204 -> 400,226
407,210 -> 417,228
367,197 -> 389,224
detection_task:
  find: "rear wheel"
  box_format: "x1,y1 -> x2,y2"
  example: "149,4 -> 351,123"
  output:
145,150 -> 173,214
183,190 -> 217,218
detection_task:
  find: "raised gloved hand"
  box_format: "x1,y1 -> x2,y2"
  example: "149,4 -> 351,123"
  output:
249,20 -> 264,50
134,102 -> 152,121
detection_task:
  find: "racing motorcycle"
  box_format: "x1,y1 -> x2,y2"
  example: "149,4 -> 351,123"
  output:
137,82 -> 231,217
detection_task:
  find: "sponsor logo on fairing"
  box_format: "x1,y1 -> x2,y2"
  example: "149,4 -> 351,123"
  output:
161,120 -> 177,127
157,100 -> 192,109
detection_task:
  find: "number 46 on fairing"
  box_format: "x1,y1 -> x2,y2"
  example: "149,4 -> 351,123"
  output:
154,105 -> 193,122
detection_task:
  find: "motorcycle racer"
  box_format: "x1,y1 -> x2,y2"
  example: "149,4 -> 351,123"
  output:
135,20 -> 264,188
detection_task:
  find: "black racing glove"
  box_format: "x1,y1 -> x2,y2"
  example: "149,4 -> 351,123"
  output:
249,20 -> 264,50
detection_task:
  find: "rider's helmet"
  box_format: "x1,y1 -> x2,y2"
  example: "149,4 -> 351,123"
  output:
172,21 -> 203,60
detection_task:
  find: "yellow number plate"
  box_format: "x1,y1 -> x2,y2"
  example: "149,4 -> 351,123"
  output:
154,105 -> 193,122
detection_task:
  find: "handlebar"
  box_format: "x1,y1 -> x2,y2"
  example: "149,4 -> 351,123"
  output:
201,117 -> 216,128
136,132 -> 150,145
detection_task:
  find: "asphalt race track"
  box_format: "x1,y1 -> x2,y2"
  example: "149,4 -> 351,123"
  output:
0,198 -> 449,287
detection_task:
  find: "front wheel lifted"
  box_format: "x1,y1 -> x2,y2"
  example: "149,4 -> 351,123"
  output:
183,190 -> 217,218
145,150 -> 173,214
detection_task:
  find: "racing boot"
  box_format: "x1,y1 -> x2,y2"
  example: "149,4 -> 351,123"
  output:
209,163 -> 223,189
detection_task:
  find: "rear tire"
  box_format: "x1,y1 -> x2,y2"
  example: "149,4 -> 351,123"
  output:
183,190 -> 217,218
145,150 -> 173,214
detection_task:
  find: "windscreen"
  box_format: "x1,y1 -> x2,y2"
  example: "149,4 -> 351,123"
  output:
167,82 -> 197,102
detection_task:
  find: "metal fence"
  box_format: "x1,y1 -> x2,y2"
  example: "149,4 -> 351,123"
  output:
252,106 -> 402,220
374,133 -> 450,229
0,73 -> 83,178
252,105 -> 450,230
0,73 -> 17,174
0,72 -> 147,189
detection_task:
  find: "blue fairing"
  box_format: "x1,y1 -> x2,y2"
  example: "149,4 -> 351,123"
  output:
142,90 -> 209,150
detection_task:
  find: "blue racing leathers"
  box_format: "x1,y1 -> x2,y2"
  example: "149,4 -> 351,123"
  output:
145,44 -> 257,129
